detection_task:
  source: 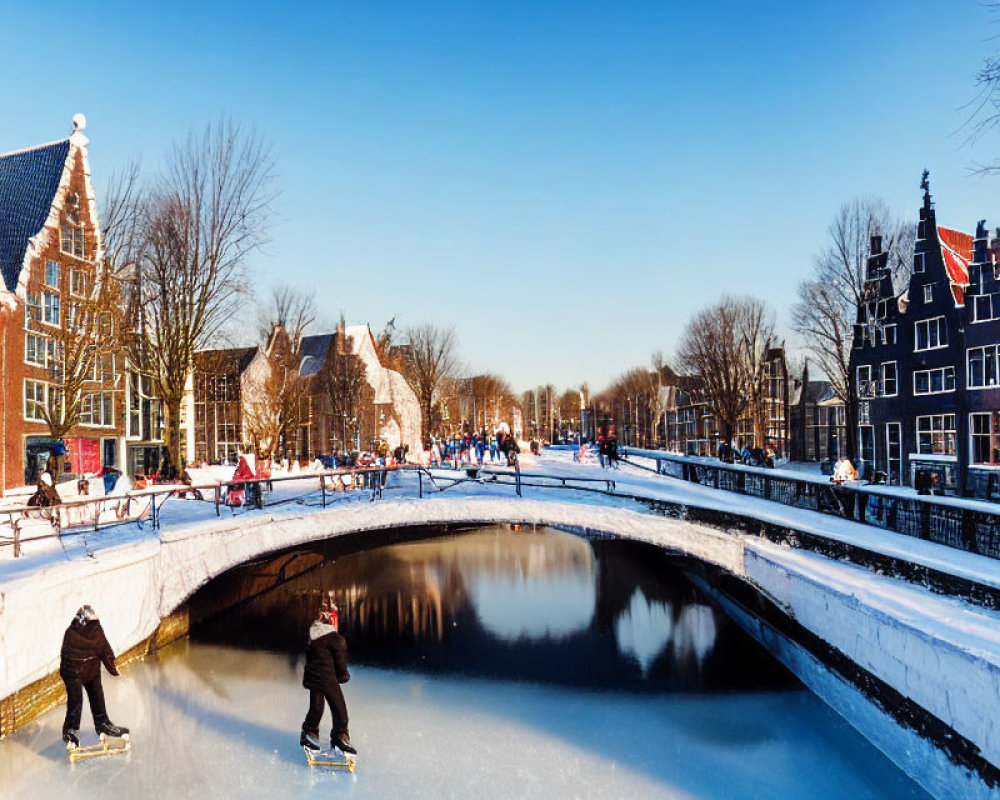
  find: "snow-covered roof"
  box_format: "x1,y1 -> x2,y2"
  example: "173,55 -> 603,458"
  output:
0,138 -> 70,291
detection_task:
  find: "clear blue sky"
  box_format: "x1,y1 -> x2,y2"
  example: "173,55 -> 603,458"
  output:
1,1 -> 997,394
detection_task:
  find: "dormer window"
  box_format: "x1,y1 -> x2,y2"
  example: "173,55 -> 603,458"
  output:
924,285 -> 933,304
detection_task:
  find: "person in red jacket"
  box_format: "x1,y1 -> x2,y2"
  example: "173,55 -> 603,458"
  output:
59,605 -> 129,746
299,603 -> 356,754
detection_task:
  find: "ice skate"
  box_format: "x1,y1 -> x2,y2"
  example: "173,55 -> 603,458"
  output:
332,730 -> 357,755
300,730 -> 321,751
66,726 -> 131,762
95,719 -> 130,739
302,741 -> 356,771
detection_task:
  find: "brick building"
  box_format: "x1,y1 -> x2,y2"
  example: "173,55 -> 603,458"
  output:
0,117 -> 127,490
185,324 -> 421,464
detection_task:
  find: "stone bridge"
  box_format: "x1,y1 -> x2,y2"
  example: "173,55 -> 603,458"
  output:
0,469 -> 997,799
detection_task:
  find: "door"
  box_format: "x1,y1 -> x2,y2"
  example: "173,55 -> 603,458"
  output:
858,425 -> 875,477
885,423 -> 901,485
102,438 -> 118,468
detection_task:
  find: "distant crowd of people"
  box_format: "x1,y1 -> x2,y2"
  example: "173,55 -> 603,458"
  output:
425,429 -> 520,468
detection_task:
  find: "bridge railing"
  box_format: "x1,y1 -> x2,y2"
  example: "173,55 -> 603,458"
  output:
622,448 -> 1000,561
0,462 -> 614,557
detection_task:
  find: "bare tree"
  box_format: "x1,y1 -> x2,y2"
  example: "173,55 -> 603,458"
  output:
466,373 -> 517,431
100,158 -> 145,273
256,285 -> 316,350
131,119 -> 276,468
739,300 -> 777,447
676,295 -> 771,446
790,198 -> 907,460
401,324 -> 461,436
242,344 -> 309,459
648,351 -> 675,448
323,315 -> 368,451
967,12 -> 1000,173
31,265 -> 126,451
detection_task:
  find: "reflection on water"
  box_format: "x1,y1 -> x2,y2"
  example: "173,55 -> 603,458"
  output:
193,525 -> 793,692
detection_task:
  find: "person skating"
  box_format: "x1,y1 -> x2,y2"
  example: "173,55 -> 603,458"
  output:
300,602 -> 356,755
59,605 -> 128,747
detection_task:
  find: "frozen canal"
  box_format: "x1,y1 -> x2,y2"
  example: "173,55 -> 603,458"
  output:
0,526 -> 930,798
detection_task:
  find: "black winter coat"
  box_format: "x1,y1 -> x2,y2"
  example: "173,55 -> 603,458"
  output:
302,622 -> 350,690
59,619 -> 118,683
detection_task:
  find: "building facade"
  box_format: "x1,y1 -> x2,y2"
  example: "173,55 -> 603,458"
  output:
788,364 -> 847,463
0,118 -> 129,490
847,173 -> 1000,498
186,324 -> 421,465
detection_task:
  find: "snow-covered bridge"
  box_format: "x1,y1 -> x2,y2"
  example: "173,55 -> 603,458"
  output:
1,450 -> 998,798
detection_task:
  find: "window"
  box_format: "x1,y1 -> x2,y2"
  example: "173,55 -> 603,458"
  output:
880,324 -> 897,346
60,223 -> 84,258
880,362 -> 897,396
80,392 -> 114,427
923,285 -> 933,304
856,364 -> 873,397
968,345 -> 1000,389
70,268 -> 85,296
916,414 -> 957,455
973,293 -> 1000,323
24,379 -> 46,421
24,334 -> 46,367
45,261 -> 60,288
25,291 -> 41,327
970,412 -> 1000,464
42,292 -> 60,326
914,252 -> 925,273
915,316 -> 947,351
914,366 -> 956,395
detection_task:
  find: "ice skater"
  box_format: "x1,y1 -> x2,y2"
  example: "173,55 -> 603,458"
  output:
300,601 -> 356,755
59,605 -> 129,746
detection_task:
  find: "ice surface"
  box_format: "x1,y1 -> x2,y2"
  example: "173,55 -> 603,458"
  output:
0,641 -> 929,800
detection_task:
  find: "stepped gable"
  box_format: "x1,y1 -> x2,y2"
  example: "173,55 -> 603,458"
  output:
0,138 -> 71,292
937,224 -> 972,305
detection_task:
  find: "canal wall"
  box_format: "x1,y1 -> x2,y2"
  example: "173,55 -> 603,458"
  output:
0,494 -> 997,798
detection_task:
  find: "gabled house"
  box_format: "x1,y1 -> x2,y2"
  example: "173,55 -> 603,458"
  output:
0,117 -> 127,489
186,322 -> 422,465
788,363 -> 846,463
849,173 -> 974,490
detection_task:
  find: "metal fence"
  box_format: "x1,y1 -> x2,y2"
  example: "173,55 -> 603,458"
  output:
624,449 -> 1000,561
0,463 -> 620,557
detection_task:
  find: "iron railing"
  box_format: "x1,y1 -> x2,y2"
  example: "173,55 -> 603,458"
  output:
622,448 -> 1000,561
0,462 -> 619,557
